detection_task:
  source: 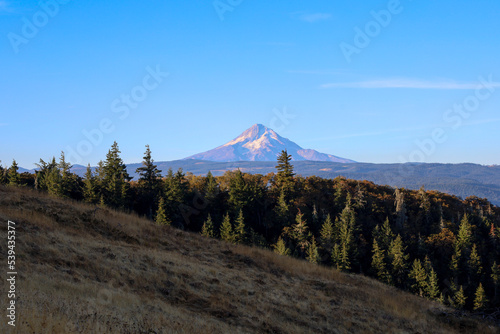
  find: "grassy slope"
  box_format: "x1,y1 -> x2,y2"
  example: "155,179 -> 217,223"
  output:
0,186 -> 497,334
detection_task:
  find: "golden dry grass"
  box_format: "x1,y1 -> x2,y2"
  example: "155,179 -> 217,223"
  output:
0,185 -> 498,333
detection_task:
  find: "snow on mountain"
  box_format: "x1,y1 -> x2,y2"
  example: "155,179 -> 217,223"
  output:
185,124 -> 355,163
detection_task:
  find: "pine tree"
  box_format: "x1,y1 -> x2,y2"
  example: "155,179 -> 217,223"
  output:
332,203 -> 357,271
473,283 -> 488,311
454,286 -> 467,309
468,244 -> 482,284
83,164 -> 98,204
319,214 -> 335,254
136,145 -> 162,217
201,214 -> 216,238
275,150 -> 295,197
57,151 -> 73,198
155,197 -> 170,226
291,211 -> 311,257
8,160 -> 20,186
0,162 -> 5,184
220,213 -> 234,243
103,142 -> 131,209
372,238 -> 391,284
456,214 -> 472,251
427,266 -> 440,300
389,234 -> 409,288
409,259 -> 427,297
204,171 -> 219,202
234,209 -> 248,245
228,169 -> 249,211
274,237 -> 291,256
306,236 -> 320,264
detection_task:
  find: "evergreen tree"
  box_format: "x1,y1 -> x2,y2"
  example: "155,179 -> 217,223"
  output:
409,259 -> 427,297
373,217 -> 394,251
274,189 -> 290,222
306,236 -> 320,264
290,211 -> 311,257
136,145 -> 162,216
372,238 -> 391,284
8,160 -> 20,186
234,209 -> 248,245
155,197 -> 170,226
83,164 -> 98,204
468,243 -> 482,284
427,266 -> 440,300
204,171 -> 219,202
389,235 -> 409,288
274,150 -> 295,197
0,162 -> 5,184
201,214 -> 216,238
220,213 -> 234,243
57,151 -> 73,198
333,204 -> 357,271
228,169 -> 249,211
454,286 -> 467,309
319,214 -> 335,253
473,283 -> 488,311
102,142 -> 131,208
274,237 -> 291,256
456,214 -> 472,251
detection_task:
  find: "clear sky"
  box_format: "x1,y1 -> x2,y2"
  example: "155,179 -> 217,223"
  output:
1,0 -> 500,168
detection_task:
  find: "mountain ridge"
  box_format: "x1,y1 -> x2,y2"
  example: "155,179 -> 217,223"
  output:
184,124 -> 356,163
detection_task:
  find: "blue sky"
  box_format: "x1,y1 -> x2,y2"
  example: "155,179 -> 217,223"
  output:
1,0 -> 500,168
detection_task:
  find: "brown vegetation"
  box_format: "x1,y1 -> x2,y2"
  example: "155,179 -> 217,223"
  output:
0,185 -> 497,333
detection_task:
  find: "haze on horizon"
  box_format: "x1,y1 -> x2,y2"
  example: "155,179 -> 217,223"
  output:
1,0 -> 500,168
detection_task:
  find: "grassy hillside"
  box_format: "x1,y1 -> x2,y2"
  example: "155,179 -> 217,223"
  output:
0,186 -> 497,333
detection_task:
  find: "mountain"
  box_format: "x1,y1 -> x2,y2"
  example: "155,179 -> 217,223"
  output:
185,124 -> 355,163
1,185 -> 495,333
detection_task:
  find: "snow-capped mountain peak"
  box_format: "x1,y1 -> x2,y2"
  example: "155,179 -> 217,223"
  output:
185,124 -> 355,163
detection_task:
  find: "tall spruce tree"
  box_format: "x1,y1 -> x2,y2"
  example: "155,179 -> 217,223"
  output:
275,150 -> 295,197
220,213 -> 234,243
409,259 -> 427,297
83,164 -> 98,204
201,214 -> 216,238
234,209 -> 248,245
372,238 -> 391,284
8,160 -> 20,186
319,214 -> 335,254
155,197 -> 170,226
473,283 -> 488,310
102,142 -> 131,208
389,234 -> 409,288
136,145 -> 162,217
306,237 -> 320,264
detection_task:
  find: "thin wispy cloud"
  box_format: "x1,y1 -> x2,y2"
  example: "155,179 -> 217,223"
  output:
287,69 -> 350,75
320,78 -> 500,90
291,12 -> 332,23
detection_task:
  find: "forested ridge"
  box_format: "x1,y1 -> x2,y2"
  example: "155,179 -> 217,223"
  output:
2,142 -> 500,317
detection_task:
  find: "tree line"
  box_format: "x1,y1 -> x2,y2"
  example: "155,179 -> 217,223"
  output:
1,142 -> 499,313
